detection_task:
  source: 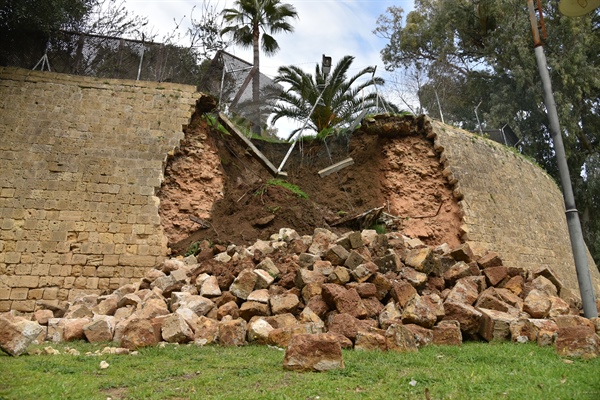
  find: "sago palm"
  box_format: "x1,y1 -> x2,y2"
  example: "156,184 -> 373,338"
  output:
271,55 -> 397,139
221,0 -> 298,135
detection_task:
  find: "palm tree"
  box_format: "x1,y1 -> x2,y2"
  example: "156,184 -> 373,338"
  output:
271,55 -> 398,139
221,0 -> 298,135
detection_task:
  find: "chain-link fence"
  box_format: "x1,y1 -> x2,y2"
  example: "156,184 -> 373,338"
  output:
1,30 -> 202,85
199,50 -> 282,136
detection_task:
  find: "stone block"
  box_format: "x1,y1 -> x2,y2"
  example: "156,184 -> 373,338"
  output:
432,320 -> 462,345
0,316 -> 45,356
283,333 -> 344,371
218,318 -> 247,346
385,323 -> 418,352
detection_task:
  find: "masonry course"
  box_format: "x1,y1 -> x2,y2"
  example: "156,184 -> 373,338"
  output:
0,67 -> 198,312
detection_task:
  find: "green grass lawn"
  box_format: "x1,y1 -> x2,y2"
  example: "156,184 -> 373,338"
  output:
0,341 -> 598,399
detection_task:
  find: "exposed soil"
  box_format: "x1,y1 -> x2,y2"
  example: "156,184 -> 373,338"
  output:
158,108 -> 462,256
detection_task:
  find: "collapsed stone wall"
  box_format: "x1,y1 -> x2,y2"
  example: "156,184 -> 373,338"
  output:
0,67 -> 198,312
428,120 -> 600,297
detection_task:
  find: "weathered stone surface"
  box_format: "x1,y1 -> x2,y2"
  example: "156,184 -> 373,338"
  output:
93,295 -> 119,316
247,318 -> 274,343
446,278 -> 479,305
200,276 -> 221,297
229,269 -> 258,300
256,257 -> 280,279
239,301 -> 270,321
476,252 -> 502,269
218,318 -> 247,346
295,268 -> 327,288
501,275 -> 524,296
390,279 -> 417,308
355,283 -> 377,298
33,309 -> 54,325
443,302 -> 482,335
298,253 -> 320,269
432,320 -> 462,345
401,267 -> 428,287
405,247 -> 436,274
161,313 -> 194,343
270,293 -> 300,315
385,323 -> 419,352
475,288 -> 515,314
404,324 -> 434,348
264,313 -> 299,329
301,282 -> 322,303
64,304 -> 94,319
379,301 -> 402,329
0,316 -> 45,356
312,260 -> 334,276
373,250 -> 402,273
47,318 -> 65,343
120,319 -> 159,349
355,330 -> 387,351
247,289 -> 269,304
194,316 -> 219,344
553,315 -> 595,330
352,262 -> 377,283
548,296 -> 570,318
136,298 -> 169,320
402,295 -> 437,329
324,245 -> 350,266
305,296 -> 329,319
370,273 -> 392,301
217,301 -> 240,320
268,324 -> 322,348
530,275 -> 558,297
327,266 -> 351,285
443,262 -> 472,284
478,308 -> 515,342
345,250 -> 366,270
523,289 -> 551,318
532,266 -> 564,293
298,307 -> 325,328
175,295 -> 215,317
321,284 -> 367,319
328,313 -> 370,342
83,318 -> 114,343
450,243 -> 475,263
283,333 -> 344,371
308,229 -> 337,256
555,326 -> 600,359
63,318 -> 91,341
483,266 -> 508,287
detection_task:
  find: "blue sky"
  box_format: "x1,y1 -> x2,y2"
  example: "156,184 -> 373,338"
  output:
122,0 -> 416,133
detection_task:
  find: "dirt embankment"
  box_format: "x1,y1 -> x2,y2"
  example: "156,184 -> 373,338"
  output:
158,111 -> 463,256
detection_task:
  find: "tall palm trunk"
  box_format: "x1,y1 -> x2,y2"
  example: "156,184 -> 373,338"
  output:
252,21 -> 261,135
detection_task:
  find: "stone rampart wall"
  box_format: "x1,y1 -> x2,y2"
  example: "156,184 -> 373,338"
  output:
430,120 -> 600,297
0,67 -> 198,312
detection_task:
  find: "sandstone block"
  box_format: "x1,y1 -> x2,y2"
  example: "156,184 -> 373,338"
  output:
247,289 -> 270,304
404,324 -> 434,348
344,250 -> 366,270
355,330 -> 387,351
390,279 -> 417,308
323,245 -> 350,266
83,318 -> 114,343
120,318 -> 159,349
270,293 -> 300,315
370,273 -> 392,301
63,318 -> 92,341
217,301 -> 240,320
378,301 -> 402,330
446,278 -> 479,305
253,269 -> 275,290
298,253 -> 320,269
385,323 -> 418,352
402,294 -> 438,329
200,276 -> 221,297
229,269 -> 257,300
476,252 -> 502,268
405,247 -> 435,274
256,257 -> 280,279
283,333 -> 344,371
450,243 -> 475,263
478,308 -> 515,342
0,316 -> 45,356
328,313 -> 370,342
247,318 -> 274,343
555,326 -> 600,359
374,250 -> 402,273
443,261 -> 472,284
47,318 -> 65,343
483,266 -> 508,287
443,302 -> 482,335
161,313 -> 194,343
400,267 -> 428,287
321,284 -> 367,319
218,318 -> 247,346
523,289 -> 551,318
301,282 -> 322,303
33,309 -> 54,325
327,266 -> 351,285
194,316 -> 219,344
239,301 -> 270,321
432,320 -> 462,345
93,295 -> 119,316
295,268 -> 326,288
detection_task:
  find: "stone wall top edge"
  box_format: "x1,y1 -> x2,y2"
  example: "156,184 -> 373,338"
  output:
0,66 -> 200,94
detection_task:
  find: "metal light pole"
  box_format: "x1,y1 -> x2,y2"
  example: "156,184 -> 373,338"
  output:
526,0 -> 597,318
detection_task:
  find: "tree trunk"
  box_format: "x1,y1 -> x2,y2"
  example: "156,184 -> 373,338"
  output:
252,22 -> 261,136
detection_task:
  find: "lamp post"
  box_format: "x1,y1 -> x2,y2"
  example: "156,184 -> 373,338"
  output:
526,0 -> 597,318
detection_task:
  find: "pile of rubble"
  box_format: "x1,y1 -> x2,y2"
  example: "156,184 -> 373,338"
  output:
2,228 -> 600,367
